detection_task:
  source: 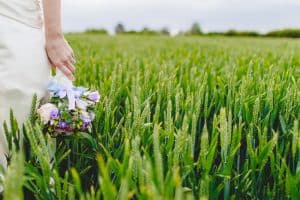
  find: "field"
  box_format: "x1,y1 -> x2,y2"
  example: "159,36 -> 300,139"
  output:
2,35 -> 300,199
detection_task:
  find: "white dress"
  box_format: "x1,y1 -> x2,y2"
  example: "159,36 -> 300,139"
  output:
0,0 -> 51,168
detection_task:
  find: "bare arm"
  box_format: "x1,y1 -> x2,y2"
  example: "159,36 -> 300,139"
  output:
43,0 -> 75,81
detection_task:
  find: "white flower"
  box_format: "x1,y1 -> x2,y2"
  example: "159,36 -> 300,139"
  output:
37,103 -> 58,124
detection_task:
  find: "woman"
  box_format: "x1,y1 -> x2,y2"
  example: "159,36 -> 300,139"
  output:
0,0 -> 74,168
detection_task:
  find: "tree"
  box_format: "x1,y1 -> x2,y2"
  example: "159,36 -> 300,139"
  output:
141,27 -> 150,33
189,22 -> 202,35
115,23 -> 125,34
160,27 -> 170,36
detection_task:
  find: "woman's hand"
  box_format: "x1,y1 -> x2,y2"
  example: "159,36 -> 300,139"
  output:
45,35 -> 76,81
43,0 -> 75,81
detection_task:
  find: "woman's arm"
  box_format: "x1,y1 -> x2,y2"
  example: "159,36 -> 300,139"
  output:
43,0 -> 75,81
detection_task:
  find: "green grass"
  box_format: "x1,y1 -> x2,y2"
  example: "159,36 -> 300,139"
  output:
3,35 -> 300,199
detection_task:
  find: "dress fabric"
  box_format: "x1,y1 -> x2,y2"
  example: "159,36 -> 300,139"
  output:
0,0 -> 43,28
0,12 -> 51,167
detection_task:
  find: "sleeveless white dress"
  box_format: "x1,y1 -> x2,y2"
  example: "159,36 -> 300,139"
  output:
0,0 -> 54,168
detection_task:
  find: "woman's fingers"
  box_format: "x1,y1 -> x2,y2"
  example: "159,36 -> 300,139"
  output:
68,61 -> 76,73
57,64 -> 74,81
70,50 -> 76,64
71,56 -> 76,65
63,56 -> 75,73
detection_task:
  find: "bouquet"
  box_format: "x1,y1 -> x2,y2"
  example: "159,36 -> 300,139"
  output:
37,81 -> 100,137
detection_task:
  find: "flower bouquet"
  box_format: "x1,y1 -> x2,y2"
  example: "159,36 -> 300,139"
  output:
37,80 -> 100,137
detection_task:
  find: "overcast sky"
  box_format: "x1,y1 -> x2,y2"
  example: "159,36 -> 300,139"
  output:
62,0 -> 300,34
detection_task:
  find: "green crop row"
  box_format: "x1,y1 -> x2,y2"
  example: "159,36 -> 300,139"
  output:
1,35 -> 299,200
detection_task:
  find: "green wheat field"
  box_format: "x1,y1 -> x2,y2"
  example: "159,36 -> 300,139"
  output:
2,35 -> 300,199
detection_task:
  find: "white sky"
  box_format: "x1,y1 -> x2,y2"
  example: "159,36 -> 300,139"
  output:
62,0 -> 300,33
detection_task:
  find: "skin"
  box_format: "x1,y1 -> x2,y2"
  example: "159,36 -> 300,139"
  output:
43,0 -> 75,81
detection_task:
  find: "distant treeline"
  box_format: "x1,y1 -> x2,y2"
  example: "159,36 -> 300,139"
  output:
85,25 -> 170,36
206,29 -> 300,38
84,23 -> 300,38
85,28 -> 108,35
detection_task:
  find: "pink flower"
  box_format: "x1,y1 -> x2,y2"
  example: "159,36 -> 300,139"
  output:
37,103 -> 58,124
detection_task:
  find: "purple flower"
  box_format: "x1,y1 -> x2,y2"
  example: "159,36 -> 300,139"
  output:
88,91 -> 100,102
81,122 -> 90,130
50,108 -> 59,119
58,89 -> 67,98
76,99 -> 88,110
72,87 -> 88,98
74,90 -> 82,98
80,112 -> 92,124
58,121 -> 68,129
48,81 -> 67,99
